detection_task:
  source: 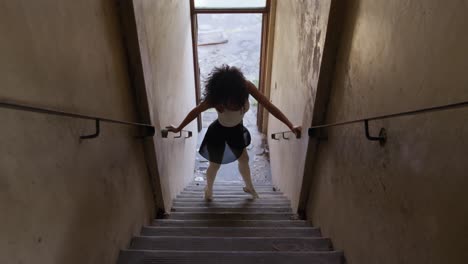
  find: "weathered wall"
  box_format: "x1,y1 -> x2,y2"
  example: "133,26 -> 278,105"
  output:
133,0 -> 198,211
268,0 -> 331,210
306,1 -> 468,263
0,1 -> 154,264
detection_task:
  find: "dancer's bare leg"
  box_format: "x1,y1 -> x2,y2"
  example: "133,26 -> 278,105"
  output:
238,149 -> 259,198
205,162 -> 221,201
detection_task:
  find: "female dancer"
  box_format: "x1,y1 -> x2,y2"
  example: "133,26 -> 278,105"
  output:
166,65 -> 301,201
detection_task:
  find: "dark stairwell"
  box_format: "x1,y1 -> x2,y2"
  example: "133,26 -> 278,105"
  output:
2,1 -> 468,264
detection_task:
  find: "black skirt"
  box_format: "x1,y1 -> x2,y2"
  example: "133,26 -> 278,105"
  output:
199,120 -> 251,164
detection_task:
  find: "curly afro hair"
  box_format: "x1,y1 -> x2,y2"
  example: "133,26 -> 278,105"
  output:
203,65 -> 249,109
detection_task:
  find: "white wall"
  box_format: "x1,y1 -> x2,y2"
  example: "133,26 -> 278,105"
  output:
134,0 -> 198,210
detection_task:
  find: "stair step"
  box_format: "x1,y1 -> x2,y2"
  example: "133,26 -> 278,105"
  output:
171,207 -> 292,213
188,182 -> 274,187
180,191 -> 283,195
184,186 -> 280,192
176,194 -> 287,199
172,204 -> 292,209
130,236 -> 332,251
174,197 -> 290,203
118,250 -> 344,264
185,186 -> 277,191
152,219 -> 310,227
166,212 -> 296,220
172,201 -> 291,208
141,226 -> 320,237
173,199 -> 290,205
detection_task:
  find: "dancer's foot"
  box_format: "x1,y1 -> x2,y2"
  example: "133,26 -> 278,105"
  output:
204,187 -> 213,202
243,187 -> 259,199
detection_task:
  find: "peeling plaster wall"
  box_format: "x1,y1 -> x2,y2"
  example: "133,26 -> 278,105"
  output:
133,0 -> 197,211
0,1 -> 154,263
306,1 -> 468,263
268,0 -> 331,211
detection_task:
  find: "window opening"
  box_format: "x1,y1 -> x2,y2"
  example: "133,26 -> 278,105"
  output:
194,0 -> 267,9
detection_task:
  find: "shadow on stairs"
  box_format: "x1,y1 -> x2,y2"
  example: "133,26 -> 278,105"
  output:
118,181 -> 345,264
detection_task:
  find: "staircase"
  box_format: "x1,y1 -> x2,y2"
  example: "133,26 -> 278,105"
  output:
118,182 -> 344,264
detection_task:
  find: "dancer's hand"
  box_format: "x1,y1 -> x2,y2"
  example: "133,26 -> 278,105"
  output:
291,125 -> 302,138
165,125 -> 181,133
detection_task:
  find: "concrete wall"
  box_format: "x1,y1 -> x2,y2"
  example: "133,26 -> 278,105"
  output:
268,0 -> 332,210
306,1 -> 468,263
133,0 -> 198,211
0,1 -> 154,264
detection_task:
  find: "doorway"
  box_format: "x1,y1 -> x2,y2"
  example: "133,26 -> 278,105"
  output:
190,0 -> 273,184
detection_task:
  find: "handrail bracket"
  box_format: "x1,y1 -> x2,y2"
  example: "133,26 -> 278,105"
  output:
174,130 -> 193,138
271,131 -> 301,141
364,120 -> 386,145
81,119 -> 101,140
162,129 -> 193,139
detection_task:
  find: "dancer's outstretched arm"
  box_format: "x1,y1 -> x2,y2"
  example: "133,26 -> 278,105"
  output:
166,100 -> 211,132
246,81 -> 302,136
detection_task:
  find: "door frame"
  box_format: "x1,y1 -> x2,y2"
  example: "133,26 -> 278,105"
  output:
189,0 -> 273,132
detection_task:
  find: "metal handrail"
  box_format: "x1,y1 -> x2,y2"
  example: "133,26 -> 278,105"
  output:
0,100 -> 155,139
271,130 -> 301,140
161,129 -> 193,139
308,100 -> 468,145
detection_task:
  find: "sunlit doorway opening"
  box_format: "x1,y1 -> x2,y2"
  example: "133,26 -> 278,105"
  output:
190,0 -> 273,184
